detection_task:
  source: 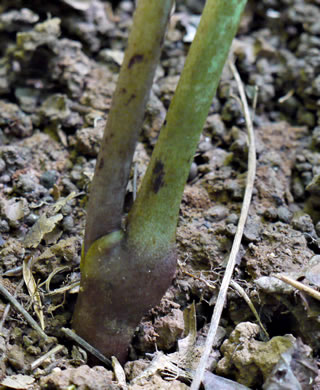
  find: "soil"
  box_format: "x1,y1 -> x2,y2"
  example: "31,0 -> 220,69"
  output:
0,0 -> 320,389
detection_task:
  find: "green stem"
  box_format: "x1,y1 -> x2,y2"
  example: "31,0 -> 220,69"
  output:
84,0 -> 174,254
74,0 -> 247,363
127,0 -> 247,254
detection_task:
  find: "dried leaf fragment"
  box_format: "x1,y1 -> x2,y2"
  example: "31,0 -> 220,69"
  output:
24,214 -> 63,248
23,257 -> 45,329
0,374 -> 35,389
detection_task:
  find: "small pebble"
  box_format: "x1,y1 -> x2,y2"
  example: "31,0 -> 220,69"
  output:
8,219 -> 20,229
16,173 -> 37,193
61,204 -> 72,216
40,170 -> 58,189
25,213 -> 39,226
188,162 -> 198,182
41,195 -> 54,203
292,213 -> 315,234
263,207 -> 278,221
7,345 -> 25,370
70,168 -> 82,182
225,223 -> 237,237
277,206 -> 292,224
221,99 -> 242,123
243,216 -> 261,242
225,180 -> 244,201
0,220 -> 10,233
0,158 -> 6,174
15,173 -> 47,197
0,174 -> 11,183
207,114 -> 226,139
296,154 -> 306,163
62,178 -> 79,193
226,213 -> 239,225
205,205 -> 228,222
63,215 -> 74,232
198,138 -> 212,152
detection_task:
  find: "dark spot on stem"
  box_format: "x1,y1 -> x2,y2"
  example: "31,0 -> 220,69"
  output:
104,132 -> 114,145
128,54 -> 144,69
98,157 -> 104,170
125,94 -> 136,106
152,160 -> 165,193
120,88 -> 127,94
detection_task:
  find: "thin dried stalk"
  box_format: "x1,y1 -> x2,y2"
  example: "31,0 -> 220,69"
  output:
274,274 -> 320,301
191,60 -> 256,390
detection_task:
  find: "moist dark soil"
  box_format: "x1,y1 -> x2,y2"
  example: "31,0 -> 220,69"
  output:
0,1 -> 320,389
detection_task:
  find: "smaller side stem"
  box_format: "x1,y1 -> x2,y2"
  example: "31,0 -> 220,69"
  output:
127,0 -> 247,256
84,0 -> 174,254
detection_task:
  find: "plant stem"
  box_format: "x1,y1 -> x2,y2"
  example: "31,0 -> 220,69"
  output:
127,0 -> 247,255
84,0 -> 174,254
73,0 -> 176,363
74,0 -> 247,364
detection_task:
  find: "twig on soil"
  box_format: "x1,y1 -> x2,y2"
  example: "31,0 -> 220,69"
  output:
0,279 -> 24,334
274,274 -> 320,302
30,344 -> 65,371
61,327 -> 112,368
178,262 -> 217,290
191,61 -> 257,390
0,280 -> 49,340
1,265 -> 23,277
278,89 -> 294,104
229,280 -> 269,339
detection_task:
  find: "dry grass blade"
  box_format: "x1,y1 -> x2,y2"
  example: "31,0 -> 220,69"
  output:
37,265 -> 70,293
30,344 -> 65,371
23,257 -> 45,330
191,61 -> 257,389
45,280 -> 80,296
177,302 -> 197,372
230,280 -> 269,339
112,356 -> 127,388
274,274 -> 320,301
